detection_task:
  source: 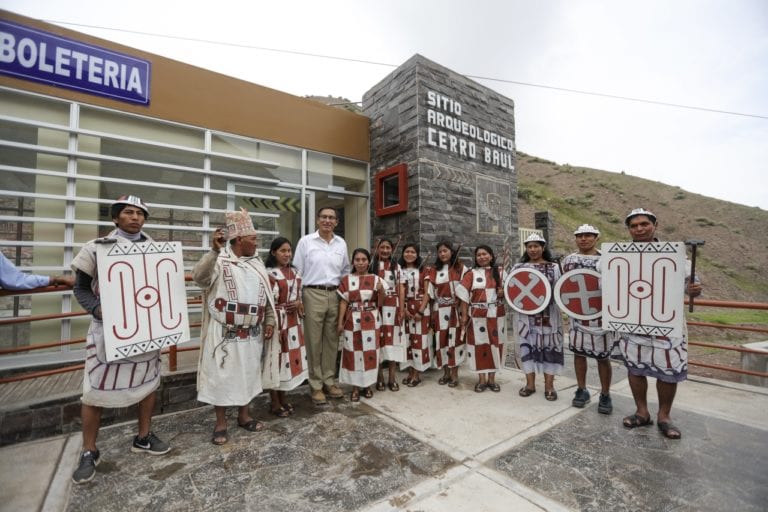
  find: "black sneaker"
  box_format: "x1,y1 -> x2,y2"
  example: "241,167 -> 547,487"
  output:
598,393 -> 613,414
131,432 -> 170,455
571,388 -> 591,408
72,449 -> 100,484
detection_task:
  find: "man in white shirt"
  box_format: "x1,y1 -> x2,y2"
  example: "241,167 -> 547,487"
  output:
293,207 -> 351,405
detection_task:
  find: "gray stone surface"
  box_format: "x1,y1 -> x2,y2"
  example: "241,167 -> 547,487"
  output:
66,395 -> 455,512
364,54 -> 518,255
494,395 -> 768,512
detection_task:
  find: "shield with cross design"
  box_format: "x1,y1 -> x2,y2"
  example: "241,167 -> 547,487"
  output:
554,268 -> 602,321
504,267 -> 552,315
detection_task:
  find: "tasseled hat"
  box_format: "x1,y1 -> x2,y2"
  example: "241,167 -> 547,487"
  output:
225,208 -> 257,240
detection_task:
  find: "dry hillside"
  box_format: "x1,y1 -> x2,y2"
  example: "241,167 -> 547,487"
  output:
516,152 -> 768,303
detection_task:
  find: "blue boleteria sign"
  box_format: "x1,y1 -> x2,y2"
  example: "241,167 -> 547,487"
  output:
0,19 -> 150,105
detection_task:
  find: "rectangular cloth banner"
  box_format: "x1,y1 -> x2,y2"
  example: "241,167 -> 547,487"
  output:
97,241 -> 190,362
600,241 -> 686,339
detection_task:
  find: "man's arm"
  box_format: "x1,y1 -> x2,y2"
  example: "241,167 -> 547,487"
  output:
0,253 -> 52,290
293,237 -> 307,276
73,270 -> 102,319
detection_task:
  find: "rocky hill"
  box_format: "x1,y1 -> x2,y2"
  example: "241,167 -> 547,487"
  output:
516,152 -> 768,303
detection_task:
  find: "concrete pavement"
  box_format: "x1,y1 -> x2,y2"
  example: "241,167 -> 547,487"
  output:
2,365 -> 767,512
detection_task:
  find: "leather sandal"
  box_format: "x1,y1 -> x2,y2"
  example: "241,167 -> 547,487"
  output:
447,379 -> 459,388
350,390 -> 360,402
519,387 -> 536,397
269,407 -> 290,418
211,428 -> 228,445
388,381 -> 399,392
363,387 -> 374,399
623,413 -> 653,429
657,421 -> 682,439
474,382 -> 487,393
488,382 -> 501,392
376,381 -> 386,391
438,375 -> 451,385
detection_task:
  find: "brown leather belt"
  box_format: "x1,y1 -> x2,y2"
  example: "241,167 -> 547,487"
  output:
304,284 -> 338,291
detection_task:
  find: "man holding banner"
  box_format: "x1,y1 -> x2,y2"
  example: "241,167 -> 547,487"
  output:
70,195 -> 171,485
610,208 -> 702,440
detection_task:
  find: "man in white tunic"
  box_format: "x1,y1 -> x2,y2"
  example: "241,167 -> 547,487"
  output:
618,208 -> 702,440
70,195 -> 170,485
194,209 -> 277,445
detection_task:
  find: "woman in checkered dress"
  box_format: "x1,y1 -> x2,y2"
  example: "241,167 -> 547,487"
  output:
457,245 -> 506,393
337,248 -> 388,401
429,240 -> 469,388
265,237 -> 308,417
372,239 -> 406,391
399,243 -> 433,387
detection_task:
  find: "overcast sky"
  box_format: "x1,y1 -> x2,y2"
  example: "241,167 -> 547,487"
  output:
5,0 -> 767,209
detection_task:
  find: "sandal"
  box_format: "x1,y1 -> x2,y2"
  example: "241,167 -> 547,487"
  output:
438,375 -> 451,385
622,414 -> 653,429
388,381 -> 400,392
488,383 -> 501,392
270,407 -> 290,418
283,403 -> 295,414
447,380 -> 459,388
657,421 -> 682,440
376,381 -> 386,391
350,390 -> 360,402
363,387 -> 374,399
407,379 -> 421,387
211,428 -> 228,445
518,387 -> 536,397
402,376 -> 413,386
474,382 -> 487,393
237,420 -> 264,432
545,389 -> 558,401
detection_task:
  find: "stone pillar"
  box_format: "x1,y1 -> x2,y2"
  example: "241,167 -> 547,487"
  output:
363,54 -> 517,264
535,211 -> 555,253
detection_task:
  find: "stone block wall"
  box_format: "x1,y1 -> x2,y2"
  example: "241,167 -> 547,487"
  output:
364,54 -> 518,262
0,370 -> 201,446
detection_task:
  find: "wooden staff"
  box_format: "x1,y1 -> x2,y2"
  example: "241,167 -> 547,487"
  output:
368,238 -> 382,274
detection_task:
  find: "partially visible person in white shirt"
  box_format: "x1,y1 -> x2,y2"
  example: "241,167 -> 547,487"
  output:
0,252 -> 73,290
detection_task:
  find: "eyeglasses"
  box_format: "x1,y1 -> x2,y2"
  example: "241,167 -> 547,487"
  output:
318,215 -> 337,220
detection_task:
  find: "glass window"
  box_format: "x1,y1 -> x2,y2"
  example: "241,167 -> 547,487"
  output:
211,134 -> 301,184
80,107 -> 204,149
0,89 -> 70,125
307,152 -> 368,193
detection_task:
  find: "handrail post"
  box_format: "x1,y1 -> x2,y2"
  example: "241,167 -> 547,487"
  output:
169,344 -> 178,372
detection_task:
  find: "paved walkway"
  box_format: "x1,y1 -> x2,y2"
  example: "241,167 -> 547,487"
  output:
2,366 -> 767,512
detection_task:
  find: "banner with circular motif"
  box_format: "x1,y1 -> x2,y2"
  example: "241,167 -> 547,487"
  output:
554,269 -> 602,321
504,267 -> 552,315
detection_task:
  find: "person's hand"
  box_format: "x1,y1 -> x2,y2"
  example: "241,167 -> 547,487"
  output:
265,325 -> 274,339
337,323 -> 344,336
212,228 -> 227,252
51,275 -> 74,287
296,301 -> 305,318
687,282 -> 703,298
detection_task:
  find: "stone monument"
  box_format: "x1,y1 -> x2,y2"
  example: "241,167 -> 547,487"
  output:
363,54 -> 518,264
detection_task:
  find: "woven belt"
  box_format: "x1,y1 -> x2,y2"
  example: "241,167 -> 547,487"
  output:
436,297 -> 456,306
304,284 -> 338,291
223,325 -> 261,340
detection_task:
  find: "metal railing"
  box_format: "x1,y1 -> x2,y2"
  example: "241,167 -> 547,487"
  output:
1,285 -> 767,384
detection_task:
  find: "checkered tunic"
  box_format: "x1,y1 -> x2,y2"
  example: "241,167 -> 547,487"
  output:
511,262 -> 564,375
561,252 -> 616,360
429,264 -> 469,368
456,267 -> 507,373
338,274 -> 385,387
377,260 -> 406,362
401,266 -> 433,372
267,266 -> 308,391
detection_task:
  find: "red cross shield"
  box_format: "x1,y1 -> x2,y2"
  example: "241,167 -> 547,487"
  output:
554,269 -> 602,321
504,268 -> 552,315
